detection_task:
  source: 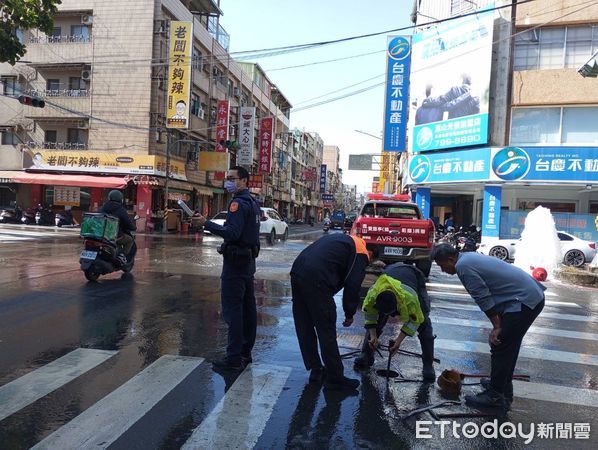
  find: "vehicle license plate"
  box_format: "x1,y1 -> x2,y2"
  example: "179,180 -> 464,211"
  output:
384,246 -> 403,256
80,250 -> 97,260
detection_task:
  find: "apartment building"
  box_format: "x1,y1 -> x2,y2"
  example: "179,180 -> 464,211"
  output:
403,0 -> 598,241
0,0 -> 293,231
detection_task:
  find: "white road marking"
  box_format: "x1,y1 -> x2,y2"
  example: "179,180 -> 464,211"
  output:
182,364 -> 291,450
513,380 -> 598,408
433,302 -> 593,323
427,281 -> 557,297
429,291 -> 581,308
431,316 -> 598,341
435,339 -> 598,366
32,355 -> 203,450
0,348 -> 117,422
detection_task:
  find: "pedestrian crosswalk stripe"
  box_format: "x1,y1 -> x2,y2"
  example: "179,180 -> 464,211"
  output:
0,348 -> 117,422
434,339 -> 598,367
32,355 -> 203,450
0,234 -> 32,242
431,316 -> 598,342
181,364 -> 291,450
429,291 -> 580,308
434,302 -> 594,323
512,380 -> 598,408
427,281 -> 558,297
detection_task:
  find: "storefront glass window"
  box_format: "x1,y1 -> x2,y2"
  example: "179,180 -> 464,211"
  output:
561,107 -> 598,144
510,107 -> 560,145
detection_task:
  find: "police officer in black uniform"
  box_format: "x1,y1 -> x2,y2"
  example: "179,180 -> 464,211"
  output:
195,166 -> 261,371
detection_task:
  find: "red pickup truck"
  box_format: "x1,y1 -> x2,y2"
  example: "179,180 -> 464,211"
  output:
350,194 -> 435,275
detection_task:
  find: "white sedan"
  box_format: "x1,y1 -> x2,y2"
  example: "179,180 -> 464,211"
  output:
478,231 -> 596,267
260,207 -> 289,244
203,211 -> 227,234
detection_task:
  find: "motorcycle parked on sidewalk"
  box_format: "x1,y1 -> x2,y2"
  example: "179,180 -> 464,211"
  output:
35,205 -> 54,225
0,205 -> 22,224
55,210 -> 75,227
79,213 -> 139,282
21,207 -> 37,225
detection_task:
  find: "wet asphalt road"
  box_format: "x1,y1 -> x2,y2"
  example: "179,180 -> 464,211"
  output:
0,224 -> 597,449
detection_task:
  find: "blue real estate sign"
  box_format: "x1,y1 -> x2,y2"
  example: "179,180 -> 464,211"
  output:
408,146 -> 598,184
383,36 -> 411,152
408,7 -> 495,152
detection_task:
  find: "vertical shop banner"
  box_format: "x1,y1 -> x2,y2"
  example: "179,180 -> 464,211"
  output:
237,107 -> 256,167
415,187 -> 431,219
482,185 -> 501,238
166,21 -> 193,129
319,164 -> 327,193
383,36 -> 411,152
408,7 -> 494,152
259,117 -> 273,173
214,100 -> 230,180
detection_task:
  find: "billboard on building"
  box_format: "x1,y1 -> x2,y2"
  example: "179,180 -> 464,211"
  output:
319,164 -> 327,193
383,36 -> 411,152
166,21 -> 193,129
237,107 -> 256,167
408,7 -> 494,152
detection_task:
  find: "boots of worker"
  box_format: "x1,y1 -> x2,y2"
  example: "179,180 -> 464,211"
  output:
354,335 -> 375,368
419,337 -> 436,381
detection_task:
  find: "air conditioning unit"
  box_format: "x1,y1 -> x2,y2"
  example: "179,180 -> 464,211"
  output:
233,87 -> 240,98
198,109 -> 205,120
81,70 -> 91,81
81,14 -> 93,25
78,120 -> 89,129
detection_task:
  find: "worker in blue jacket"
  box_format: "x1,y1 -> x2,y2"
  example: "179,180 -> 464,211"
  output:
195,166 -> 261,371
291,233 -> 371,391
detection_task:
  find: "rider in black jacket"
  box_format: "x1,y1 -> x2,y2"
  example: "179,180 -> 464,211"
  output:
99,190 -> 136,260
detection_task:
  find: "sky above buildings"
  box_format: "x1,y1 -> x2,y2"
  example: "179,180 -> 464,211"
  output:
220,0 -> 413,194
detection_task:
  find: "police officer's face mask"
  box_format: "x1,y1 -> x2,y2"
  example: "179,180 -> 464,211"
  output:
224,180 -> 237,193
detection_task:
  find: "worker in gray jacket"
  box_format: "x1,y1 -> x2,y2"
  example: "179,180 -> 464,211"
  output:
432,244 -> 545,409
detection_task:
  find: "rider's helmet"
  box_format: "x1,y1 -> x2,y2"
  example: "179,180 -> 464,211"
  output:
108,190 -> 123,202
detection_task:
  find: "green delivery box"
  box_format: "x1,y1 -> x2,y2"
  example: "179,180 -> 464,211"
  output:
81,213 -> 119,243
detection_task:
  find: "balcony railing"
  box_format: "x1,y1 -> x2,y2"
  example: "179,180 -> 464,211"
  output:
24,89 -> 90,98
28,35 -> 92,44
27,141 -> 88,150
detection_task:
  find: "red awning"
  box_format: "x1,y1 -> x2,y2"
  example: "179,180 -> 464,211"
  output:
13,172 -> 127,188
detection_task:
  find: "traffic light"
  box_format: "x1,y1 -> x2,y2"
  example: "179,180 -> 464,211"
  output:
219,139 -> 239,150
18,95 -> 45,108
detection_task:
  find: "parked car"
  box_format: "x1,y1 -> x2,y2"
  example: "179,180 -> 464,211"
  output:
478,231 -> 596,267
203,211 -> 227,234
260,207 -> 289,244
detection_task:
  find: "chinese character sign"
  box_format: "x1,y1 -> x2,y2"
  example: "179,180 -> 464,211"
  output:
383,36 -> 411,152
215,100 -> 230,152
319,164 -> 327,193
248,174 -> 263,189
482,185 -> 501,238
166,21 -> 193,129
259,117 -> 273,173
237,106 -> 256,167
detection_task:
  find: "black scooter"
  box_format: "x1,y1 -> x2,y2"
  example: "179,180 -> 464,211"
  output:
79,213 -> 140,281
55,210 -> 74,227
35,206 -> 54,225
0,205 -> 22,223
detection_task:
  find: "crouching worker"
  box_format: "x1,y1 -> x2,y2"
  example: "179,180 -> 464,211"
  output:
291,233 -> 371,391
355,262 -> 436,381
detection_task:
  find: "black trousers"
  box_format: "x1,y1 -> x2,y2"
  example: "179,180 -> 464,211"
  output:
490,300 -> 544,394
291,274 -> 344,380
220,267 -> 257,364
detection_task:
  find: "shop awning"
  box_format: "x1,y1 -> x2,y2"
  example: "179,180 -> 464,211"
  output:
0,171 -> 127,188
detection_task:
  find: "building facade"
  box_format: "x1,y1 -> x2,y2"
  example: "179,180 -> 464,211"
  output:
0,0 -> 295,231
404,0 -> 598,241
